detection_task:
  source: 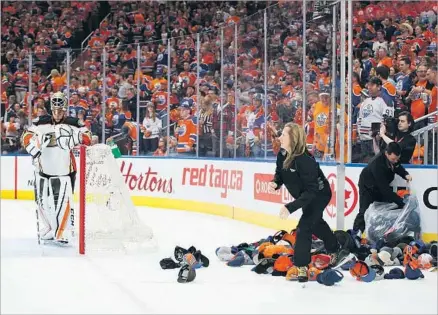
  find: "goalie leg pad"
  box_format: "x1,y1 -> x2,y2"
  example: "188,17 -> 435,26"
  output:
35,174 -> 52,240
47,176 -> 74,242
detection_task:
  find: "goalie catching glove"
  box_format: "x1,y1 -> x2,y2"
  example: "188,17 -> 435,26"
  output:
55,124 -> 84,150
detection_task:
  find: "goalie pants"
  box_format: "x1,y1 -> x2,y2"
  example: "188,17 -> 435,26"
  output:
34,171 -> 76,199
293,186 -> 339,267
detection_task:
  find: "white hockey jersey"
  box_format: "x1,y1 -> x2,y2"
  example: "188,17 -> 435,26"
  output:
357,96 -> 394,141
21,115 -> 91,176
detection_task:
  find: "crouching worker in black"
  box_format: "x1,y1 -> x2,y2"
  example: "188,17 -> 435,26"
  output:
352,142 -> 413,237
268,123 -> 352,282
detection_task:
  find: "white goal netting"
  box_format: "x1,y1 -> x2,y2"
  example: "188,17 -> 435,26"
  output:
74,144 -> 154,254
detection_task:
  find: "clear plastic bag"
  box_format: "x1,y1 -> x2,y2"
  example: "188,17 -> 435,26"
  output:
364,195 -> 421,244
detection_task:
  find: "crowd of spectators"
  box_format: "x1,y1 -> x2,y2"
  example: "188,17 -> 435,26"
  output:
1,1 -> 107,152
1,1 -> 437,165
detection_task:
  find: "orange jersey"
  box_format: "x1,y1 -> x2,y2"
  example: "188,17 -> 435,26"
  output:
312,101 -> 330,152
151,78 -> 168,92
176,117 -> 197,153
14,71 -> 29,89
152,91 -> 179,112
124,121 -> 138,141
88,36 -> 105,49
377,56 -> 392,68
34,45 -> 51,61
178,71 -> 197,88
283,36 -> 301,48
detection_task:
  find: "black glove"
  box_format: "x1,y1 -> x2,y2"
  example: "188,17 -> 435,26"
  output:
193,249 -> 210,267
174,246 -> 189,262
160,258 -> 181,269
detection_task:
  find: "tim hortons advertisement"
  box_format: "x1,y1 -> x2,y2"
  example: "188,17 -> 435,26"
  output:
116,158 -> 247,204
119,160 -> 173,194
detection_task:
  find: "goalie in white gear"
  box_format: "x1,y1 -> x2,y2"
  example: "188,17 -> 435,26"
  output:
21,91 -> 92,244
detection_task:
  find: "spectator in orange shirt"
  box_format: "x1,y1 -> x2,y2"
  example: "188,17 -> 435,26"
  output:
312,91 -> 331,160
376,47 -> 392,69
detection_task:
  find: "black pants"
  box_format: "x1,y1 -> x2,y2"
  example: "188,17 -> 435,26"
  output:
353,182 -> 382,233
199,133 -> 212,157
293,186 -> 339,267
142,138 -> 159,155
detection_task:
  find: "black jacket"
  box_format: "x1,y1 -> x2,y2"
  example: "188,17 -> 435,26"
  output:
380,131 -> 416,164
272,150 -> 330,214
359,152 -> 409,207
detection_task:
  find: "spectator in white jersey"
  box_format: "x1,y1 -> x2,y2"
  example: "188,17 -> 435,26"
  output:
357,77 -> 394,162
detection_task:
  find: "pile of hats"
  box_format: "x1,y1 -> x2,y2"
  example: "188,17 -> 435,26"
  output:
216,229 -> 437,286
160,246 -> 209,283
342,240 -> 437,282
216,229 -> 346,286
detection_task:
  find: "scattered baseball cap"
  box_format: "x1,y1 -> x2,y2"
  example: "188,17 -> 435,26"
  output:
370,264 -> 385,280
252,258 -> 275,274
285,266 -> 299,281
405,263 -> 425,280
384,267 -> 405,279
410,240 -> 426,254
316,269 -> 344,286
272,255 -> 294,276
308,266 -> 323,281
417,253 -> 433,269
311,254 -> 331,270
227,251 -> 253,267
177,265 -> 196,283
216,246 -> 234,262
350,261 -> 376,282
341,256 -> 358,271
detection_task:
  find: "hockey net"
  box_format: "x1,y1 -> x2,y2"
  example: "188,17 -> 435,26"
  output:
74,144 -> 154,254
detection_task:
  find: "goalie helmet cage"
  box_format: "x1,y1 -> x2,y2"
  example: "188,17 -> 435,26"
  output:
76,144 -> 154,255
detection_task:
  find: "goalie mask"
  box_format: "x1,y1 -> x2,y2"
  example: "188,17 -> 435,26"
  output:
51,92 -> 68,112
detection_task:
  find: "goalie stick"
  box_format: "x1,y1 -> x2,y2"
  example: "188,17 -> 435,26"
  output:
35,207 -> 41,245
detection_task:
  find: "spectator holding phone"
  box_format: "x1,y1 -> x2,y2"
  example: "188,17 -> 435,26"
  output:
379,111 -> 416,164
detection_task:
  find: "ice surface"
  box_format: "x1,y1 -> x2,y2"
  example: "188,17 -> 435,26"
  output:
1,199 -> 437,314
